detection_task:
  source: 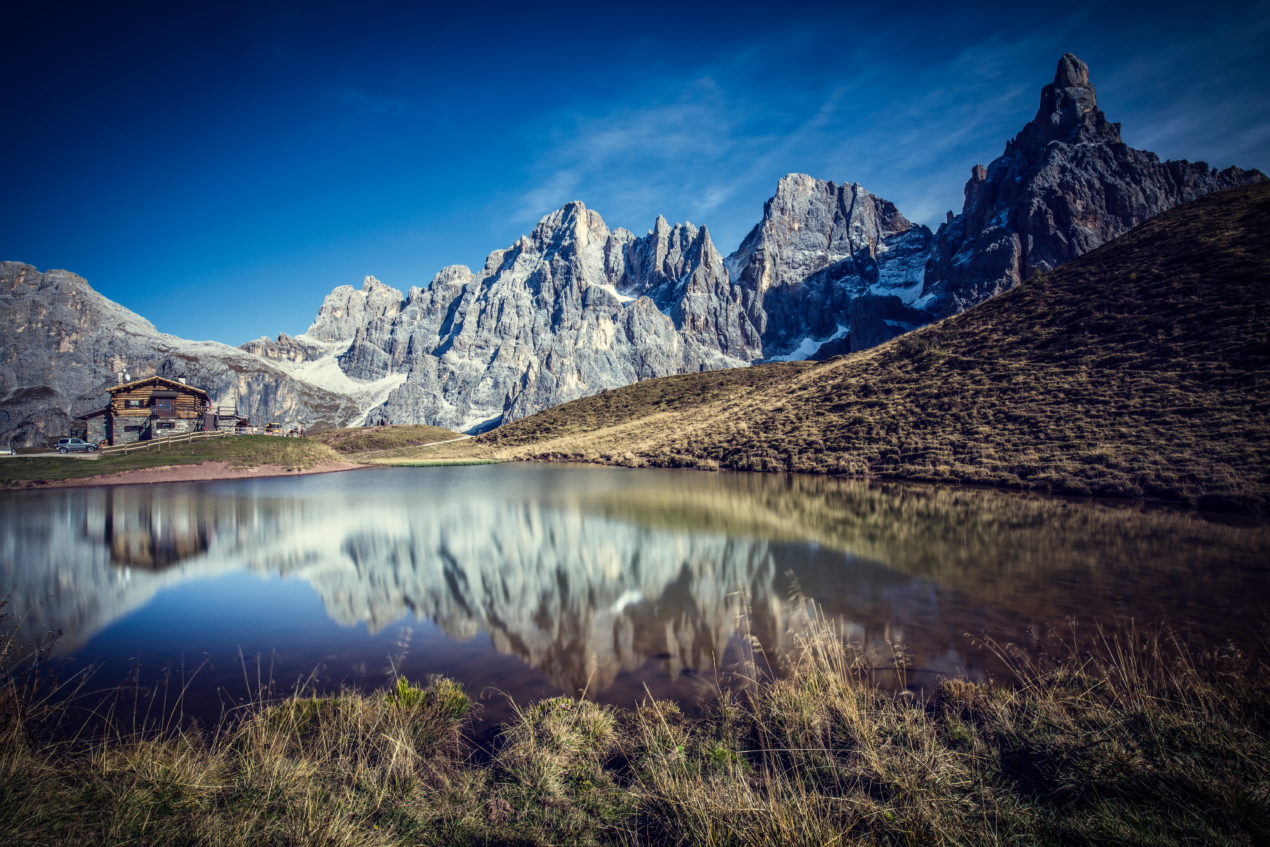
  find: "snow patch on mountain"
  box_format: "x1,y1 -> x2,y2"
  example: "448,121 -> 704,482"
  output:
767,324 -> 849,362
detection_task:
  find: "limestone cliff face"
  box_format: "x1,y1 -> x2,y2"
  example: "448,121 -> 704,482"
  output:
337,202 -> 761,431
305,275 -> 405,344
920,53 -> 1267,315
725,174 -> 933,358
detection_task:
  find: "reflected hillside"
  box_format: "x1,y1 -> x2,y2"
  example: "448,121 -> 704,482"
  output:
1,467 -> 1265,696
581,473 -> 1269,635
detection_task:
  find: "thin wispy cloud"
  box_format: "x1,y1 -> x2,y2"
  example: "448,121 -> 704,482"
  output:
498,34 -> 1062,245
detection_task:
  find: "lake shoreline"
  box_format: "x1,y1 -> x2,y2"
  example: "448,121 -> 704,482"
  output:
5,458 -> 368,490
9,449 -> 1265,518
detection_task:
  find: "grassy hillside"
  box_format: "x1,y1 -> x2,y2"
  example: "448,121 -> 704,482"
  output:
0,435 -> 345,486
0,425 -> 464,486
472,184 -> 1270,506
308,423 -> 462,454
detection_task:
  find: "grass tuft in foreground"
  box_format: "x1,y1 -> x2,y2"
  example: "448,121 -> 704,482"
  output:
2,606 -> 1267,845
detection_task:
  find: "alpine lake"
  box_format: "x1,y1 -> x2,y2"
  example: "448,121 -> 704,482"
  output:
3,464 -> 1268,735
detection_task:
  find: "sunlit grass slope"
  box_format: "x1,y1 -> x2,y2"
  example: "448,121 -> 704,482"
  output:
0,436 -> 345,486
308,423 -> 462,454
477,184 -> 1270,506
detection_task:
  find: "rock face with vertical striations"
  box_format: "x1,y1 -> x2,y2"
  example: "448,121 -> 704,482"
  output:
919,53 -> 1266,315
724,174 -> 933,358
345,202 -> 762,431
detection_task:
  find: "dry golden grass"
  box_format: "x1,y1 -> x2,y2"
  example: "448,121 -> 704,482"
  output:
5,602 -> 1267,846
307,424 -> 462,455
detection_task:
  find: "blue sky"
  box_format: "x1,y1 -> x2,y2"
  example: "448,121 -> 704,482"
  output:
3,0 -> 1268,345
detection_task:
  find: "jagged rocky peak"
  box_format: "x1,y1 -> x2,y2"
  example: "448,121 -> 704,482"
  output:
529,200 -> 613,253
345,199 -> 761,432
724,174 -> 932,357
921,53 -> 1267,317
429,264 -> 473,290
305,275 -> 404,343
619,215 -> 717,307
728,174 -> 923,294
1016,52 -> 1120,153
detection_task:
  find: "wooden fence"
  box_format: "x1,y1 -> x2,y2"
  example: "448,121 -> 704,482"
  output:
97,428 -> 233,456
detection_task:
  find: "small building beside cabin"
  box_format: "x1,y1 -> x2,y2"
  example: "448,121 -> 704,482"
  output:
80,376 -> 214,446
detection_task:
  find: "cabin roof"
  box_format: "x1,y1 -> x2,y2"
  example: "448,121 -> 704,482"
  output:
108,375 -> 210,400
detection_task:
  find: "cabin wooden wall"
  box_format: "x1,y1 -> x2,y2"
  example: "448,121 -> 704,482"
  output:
104,381 -> 210,445
109,386 -> 207,419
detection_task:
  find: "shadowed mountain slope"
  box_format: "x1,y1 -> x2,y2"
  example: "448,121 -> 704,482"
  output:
477,183 -> 1270,506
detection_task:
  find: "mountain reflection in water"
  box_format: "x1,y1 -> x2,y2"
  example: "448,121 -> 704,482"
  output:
1,465 -> 1266,715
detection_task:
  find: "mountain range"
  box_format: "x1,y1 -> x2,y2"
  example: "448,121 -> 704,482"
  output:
1,54 -> 1262,445
472,180 -> 1270,506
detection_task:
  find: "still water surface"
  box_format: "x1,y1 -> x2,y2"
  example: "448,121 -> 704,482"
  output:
2,465 -> 1267,727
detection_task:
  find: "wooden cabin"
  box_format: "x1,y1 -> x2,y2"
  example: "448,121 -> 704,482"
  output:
80,376 -> 213,446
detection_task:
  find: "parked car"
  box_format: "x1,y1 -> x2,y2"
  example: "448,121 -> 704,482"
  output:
56,437 -> 97,454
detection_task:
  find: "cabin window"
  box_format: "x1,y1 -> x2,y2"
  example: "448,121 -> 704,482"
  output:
125,400 -> 145,408
124,425 -> 142,433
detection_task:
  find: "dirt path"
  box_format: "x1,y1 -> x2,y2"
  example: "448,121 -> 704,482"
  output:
427,435 -> 473,445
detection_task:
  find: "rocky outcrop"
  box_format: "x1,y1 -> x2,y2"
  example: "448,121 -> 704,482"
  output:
240,332 -> 328,366
920,53 -> 1267,315
306,275 -> 404,343
725,174 -> 932,358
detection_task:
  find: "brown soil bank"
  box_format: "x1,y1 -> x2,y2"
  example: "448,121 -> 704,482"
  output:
480,184 -> 1270,508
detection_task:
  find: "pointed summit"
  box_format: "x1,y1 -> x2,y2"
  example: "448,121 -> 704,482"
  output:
528,200 -> 613,253
773,173 -> 821,199
538,200 -> 589,229
1054,52 -> 1089,87
1016,52 -> 1119,150
922,54 -> 1265,317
